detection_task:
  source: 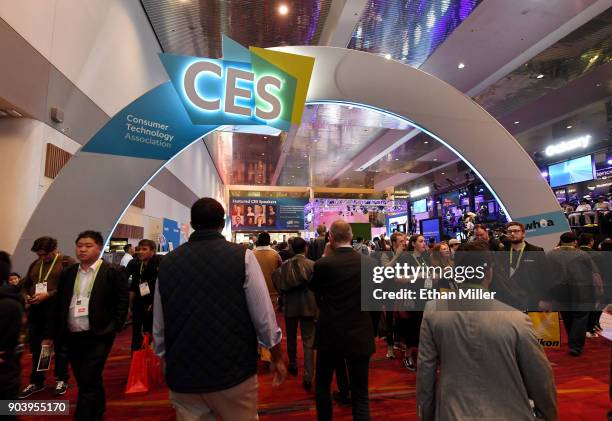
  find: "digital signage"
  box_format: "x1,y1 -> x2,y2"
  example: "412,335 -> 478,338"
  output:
420,217 -> 442,243
413,198 -> 427,214
230,197 -> 308,231
548,155 -> 594,188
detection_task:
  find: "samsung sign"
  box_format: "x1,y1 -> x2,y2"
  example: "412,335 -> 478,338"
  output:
544,135 -> 591,157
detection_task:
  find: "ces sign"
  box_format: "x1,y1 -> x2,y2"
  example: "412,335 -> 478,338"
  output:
183,61 -> 282,121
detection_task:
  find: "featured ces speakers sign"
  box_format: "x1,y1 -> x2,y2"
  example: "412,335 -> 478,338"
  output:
81,36 -> 314,160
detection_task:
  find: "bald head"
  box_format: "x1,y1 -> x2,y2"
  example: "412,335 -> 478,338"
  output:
329,220 -> 352,246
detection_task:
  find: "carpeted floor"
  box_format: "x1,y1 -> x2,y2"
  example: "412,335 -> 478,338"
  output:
19,315 -> 611,420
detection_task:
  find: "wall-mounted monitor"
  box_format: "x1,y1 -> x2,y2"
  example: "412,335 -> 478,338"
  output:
420,217 -> 442,243
413,198 -> 427,214
548,155 -> 594,188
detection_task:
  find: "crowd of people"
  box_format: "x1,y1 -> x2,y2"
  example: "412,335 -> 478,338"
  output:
0,196 -> 611,420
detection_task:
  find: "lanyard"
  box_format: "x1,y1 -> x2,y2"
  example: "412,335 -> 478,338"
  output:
413,253 -> 427,267
140,262 -> 144,276
38,253 -> 59,284
509,243 -> 526,269
75,260 -> 101,298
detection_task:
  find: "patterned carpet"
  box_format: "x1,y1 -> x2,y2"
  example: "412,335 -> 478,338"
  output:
19,316 -> 611,420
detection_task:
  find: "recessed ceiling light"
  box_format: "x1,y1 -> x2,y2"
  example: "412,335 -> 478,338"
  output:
261,153 -> 265,155
433,158 -> 438,161
313,139 -> 318,142
278,4 -> 289,15
566,125 -> 572,129
424,141 -> 429,144
395,158 -> 399,161
596,82 -> 602,87
291,175 -> 295,178
441,172 -> 445,175
385,54 -> 391,60
297,166 -> 301,169
457,62 -> 465,69
514,121 -> 520,124
536,74 -> 544,79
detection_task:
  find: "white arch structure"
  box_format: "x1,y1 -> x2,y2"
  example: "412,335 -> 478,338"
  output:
13,46 -> 567,269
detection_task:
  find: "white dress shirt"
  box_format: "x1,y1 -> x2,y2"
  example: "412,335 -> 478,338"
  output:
120,253 -> 133,267
153,248 -> 282,357
68,259 -> 102,332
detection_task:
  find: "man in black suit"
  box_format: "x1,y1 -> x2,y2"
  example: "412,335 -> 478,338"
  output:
310,220 -> 375,421
45,230 -> 128,420
491,221 -> 552,312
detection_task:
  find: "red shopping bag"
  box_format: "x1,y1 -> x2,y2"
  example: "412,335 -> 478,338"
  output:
126,334 -> 158,394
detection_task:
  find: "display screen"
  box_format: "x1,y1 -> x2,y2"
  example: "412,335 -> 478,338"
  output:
230,197 -> 308,231
548,155 -> 594,188
413,199 -> 427,214
420,218 -> 442,243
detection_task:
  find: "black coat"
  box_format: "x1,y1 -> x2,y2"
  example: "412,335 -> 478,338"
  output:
0,283 -> 23,398
491,241 -> 551,311
51,261 -> 129,343
310,247 -> 375,356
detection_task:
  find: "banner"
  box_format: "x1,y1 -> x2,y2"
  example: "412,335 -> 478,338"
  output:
528,312 -> 561,349
230,197 -> 308,231
162,218 -> 180,251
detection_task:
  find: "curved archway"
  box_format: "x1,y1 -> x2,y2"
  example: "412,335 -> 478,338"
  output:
12,46 -> 567,269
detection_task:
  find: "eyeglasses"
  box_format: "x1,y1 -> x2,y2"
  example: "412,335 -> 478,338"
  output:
506,229 -> 522,234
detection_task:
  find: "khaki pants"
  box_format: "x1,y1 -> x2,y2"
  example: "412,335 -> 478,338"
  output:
170,375 -> 258,421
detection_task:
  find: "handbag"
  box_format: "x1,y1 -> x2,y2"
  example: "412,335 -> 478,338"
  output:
125,334 -> 163,394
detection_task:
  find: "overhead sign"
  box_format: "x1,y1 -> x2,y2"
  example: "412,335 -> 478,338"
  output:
410,186 -> 430,197
81,36 -> 315,159
160,36 -> 314,132
544,135 -> 590,157
230,197 -> 309,231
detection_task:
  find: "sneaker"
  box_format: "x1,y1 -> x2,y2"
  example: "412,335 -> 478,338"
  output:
18,384 -> 45,399
586,332 -> 598,339
53,381 -> 67,396
386,346 -> 395,359
403,356 -> 416,372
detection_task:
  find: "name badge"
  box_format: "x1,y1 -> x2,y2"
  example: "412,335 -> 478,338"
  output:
139,282 -> 151,296
35,282 -> 48,294
74,298 -> 89,318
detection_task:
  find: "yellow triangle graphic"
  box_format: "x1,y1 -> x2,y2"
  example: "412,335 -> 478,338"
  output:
250,47 -> 315,125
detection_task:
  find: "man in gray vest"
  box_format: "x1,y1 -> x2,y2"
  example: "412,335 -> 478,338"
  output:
154,198 -> 285,420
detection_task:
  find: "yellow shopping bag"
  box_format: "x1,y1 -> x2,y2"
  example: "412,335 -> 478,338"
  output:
528,312 -> 561,348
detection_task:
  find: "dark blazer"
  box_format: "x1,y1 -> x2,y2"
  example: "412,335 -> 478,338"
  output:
492,241 -> 551,311
310,247 -> 375,356
51,261 -> 129,342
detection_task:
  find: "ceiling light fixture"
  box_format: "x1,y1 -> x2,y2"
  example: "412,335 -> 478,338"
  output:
433,158 -> 438,161
536,74 -> 544,79
566,125 -> 572,129
395,158 -> 399,161
278,4 -> 289,15
424,141 -> 429,144
385,54 -> 391,60
457,62 -> 465,69
514,121 -> 520,125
